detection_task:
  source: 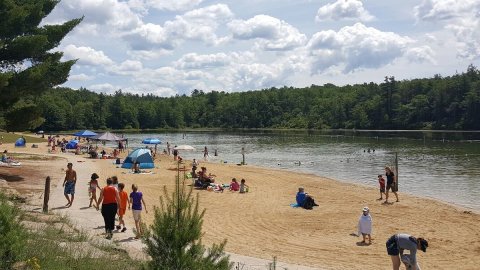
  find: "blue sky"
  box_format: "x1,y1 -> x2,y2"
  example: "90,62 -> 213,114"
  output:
44,0 -> 480,96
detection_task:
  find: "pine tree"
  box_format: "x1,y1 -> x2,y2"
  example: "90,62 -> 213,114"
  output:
143,165 -> 232,270
0,0 -> 82,131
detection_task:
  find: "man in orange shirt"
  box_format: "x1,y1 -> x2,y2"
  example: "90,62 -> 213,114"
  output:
116,183 -> 130,232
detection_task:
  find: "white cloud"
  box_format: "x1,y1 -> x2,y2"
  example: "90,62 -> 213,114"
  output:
69,73 -> 94,81
145,0 -> 203,12
414,0 -> 480,60
316,0 -> 374,22
174,53 -> 231,69
59,0 -> 142,30
63,45 -> 115,66
88,83 -> 119,93
228,15 -> 307,51
308,23 -> 413,73
406,46 -> 436,64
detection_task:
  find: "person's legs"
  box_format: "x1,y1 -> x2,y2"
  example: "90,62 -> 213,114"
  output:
385,186 -> 390,203
69,194 -> 74,207
367,234 -> 371,244
390,255 -> 401,270
64,193 -> 71,206
101,205 -> 108,234
362,233 -> 366,243
393,191 -> 399,202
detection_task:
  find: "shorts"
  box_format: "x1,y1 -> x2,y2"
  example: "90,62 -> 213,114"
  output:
380,187 -> 385,193
386,235 -> 399,256
132,210 -> 142,221
119,208 -> 126,217
64,181 -> 75,195
386,183 -> 398,192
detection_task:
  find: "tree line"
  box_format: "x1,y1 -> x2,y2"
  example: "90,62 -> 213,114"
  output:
30,65 -> 480,131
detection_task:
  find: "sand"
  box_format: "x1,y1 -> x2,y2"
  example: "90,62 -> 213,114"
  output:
1,138 -> 480,270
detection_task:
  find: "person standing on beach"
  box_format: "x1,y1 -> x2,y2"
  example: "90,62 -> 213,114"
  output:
116,183 -> 129,232
377,174 -> 386,200
386,233 -> 428,270
384,167 -> 399,203
88,173 -> 101,208
62,163 -> 77,207
357,207 -> 372,244
167,142 -> 171,155
97,178 -> 120,240
129,184 -> 148,239
203,146 -> 209,160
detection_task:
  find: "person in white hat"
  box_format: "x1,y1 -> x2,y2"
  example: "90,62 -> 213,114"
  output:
357,206 -> 372,244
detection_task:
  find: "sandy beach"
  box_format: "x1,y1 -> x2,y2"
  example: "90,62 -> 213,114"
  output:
1,138 -> 480,270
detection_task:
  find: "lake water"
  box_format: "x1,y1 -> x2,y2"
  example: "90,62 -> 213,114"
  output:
125,130 -> 480,210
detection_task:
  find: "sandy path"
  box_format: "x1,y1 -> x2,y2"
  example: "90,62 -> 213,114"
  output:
2,140 -> 480,269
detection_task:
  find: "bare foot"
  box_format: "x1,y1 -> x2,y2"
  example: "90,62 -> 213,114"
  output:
396,199 -> 400,202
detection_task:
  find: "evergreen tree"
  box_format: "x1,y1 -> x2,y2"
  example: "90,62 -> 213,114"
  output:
0,0 -> 82,131
144,167 -> 231,270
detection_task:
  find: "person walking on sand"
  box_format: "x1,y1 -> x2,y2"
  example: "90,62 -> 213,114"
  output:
384,167 -> 399,203
377,174 -> 386,200
129,184 -> 148,239
62,163 -> 77,207
386,233 -> 428,270
88,173 -> 101,208
357,207 -> 372,245
116,183 -> 130,232
97,178 -> 120,240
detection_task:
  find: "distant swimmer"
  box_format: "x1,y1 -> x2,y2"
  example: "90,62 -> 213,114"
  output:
294,161 -> 301,165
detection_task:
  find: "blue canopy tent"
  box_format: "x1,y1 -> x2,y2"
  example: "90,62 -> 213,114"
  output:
121,148 -> 155,169
142,138 -> 161,144
14,137 -> 26,147
65,140 -> 79,149
73,130 -> 97,137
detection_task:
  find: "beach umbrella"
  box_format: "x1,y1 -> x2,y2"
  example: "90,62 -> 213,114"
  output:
142,138 -> 161,144
91,131 -> 124,141
174,145 -> 195,151
121,148 -> 154,169
73,130 -> 98,137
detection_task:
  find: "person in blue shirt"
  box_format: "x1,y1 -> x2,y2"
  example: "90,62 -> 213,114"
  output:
296,187 -> 318,209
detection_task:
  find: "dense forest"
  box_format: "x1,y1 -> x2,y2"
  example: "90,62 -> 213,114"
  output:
30,65 -> 480,131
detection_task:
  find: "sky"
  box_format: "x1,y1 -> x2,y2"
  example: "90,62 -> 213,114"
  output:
44,0 -> 480,97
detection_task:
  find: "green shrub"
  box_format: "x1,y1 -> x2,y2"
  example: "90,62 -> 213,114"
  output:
0,193 -> 26,269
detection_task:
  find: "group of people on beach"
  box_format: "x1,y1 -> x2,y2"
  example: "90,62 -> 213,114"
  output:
63,163 -> 147,240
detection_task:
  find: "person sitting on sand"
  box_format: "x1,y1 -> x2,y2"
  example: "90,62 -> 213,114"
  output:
239,179 -> 249,193
386,233 -> 428,270
2,150 -> 10,163
132,161 -> 140,174
296,187 -> 318,210
229,178 -> 240,191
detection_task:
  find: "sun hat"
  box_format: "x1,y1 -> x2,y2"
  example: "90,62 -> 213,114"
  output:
362,206 -> 369,212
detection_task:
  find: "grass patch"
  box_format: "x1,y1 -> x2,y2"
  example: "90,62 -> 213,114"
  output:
1,192 -> 144,270
8,153 -> 62,161
0,132 -> 46,144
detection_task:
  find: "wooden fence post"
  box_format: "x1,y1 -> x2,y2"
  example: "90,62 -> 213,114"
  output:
43,176 -> 51,213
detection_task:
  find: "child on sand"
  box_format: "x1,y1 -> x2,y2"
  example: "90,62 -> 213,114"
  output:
88,173 -> 101,208
358,206 -> 372,244
239,179 -> 249,193
129,184 -> 148,239
377,174 -> 386,200
229,178 -> 239,191
116,183 -> 130,232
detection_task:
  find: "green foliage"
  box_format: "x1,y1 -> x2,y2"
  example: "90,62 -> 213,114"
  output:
144,172 -> 231,270
6,65 -> 480,131
0,193 -> 26,269
0,0 -> 82,131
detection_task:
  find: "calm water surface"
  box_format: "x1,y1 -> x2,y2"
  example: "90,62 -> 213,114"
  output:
126,130 -> 480,210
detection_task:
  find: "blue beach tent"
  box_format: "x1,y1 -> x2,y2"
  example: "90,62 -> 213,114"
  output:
14,137 -> 26,147
73,130 -> 97,137
121,148 -> 155,169
66,140 -> 79,149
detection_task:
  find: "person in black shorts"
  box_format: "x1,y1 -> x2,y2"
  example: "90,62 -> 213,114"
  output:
386,233 -> 428,270
384,166 -> 399,203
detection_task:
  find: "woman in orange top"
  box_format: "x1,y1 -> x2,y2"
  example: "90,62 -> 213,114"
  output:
97,178 -> 120,240
116,183 -> 130,232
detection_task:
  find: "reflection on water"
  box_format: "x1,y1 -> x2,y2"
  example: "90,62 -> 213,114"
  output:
127,130 -> 480,210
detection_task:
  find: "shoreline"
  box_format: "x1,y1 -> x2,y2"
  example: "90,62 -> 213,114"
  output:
1,141 -> 480,269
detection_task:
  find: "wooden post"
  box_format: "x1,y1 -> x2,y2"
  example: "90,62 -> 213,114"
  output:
395,153 -> 399,191
43,176 -> 51,213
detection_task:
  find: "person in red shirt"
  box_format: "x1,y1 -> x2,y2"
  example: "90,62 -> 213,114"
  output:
97,178 -> 120,240
377,174 -> 386,200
